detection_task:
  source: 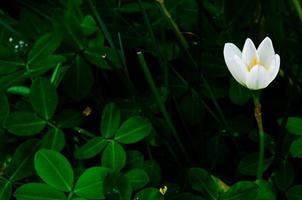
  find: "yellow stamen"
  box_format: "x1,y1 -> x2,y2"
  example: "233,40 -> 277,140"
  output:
159,185 -> 168,195
252,57 -> 259,65
246,57 -> 260,71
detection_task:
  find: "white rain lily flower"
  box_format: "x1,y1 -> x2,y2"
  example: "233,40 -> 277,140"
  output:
223,37 -> 280,90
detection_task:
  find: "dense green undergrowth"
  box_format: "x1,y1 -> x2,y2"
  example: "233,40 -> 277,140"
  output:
1,0 -> 302,199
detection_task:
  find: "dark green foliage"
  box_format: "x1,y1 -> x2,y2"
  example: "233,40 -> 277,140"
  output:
188,168 -> 221,199
5,112 -> 46,136
14,183 -> 67,200
101,103 -> 121,138
6,139 -> 40,181
29,78 -> 58,120
74,167 -> 110,199
41,128 -> 66,152
221,181 -> 259,200
74,137 -> 107,159
34,149 -> 74,192
133,187 -> 164,200
101,140 -> 126,172
0,0 -> 301,199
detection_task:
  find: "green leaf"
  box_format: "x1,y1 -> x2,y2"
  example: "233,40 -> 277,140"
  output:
104,173 -> 132,200
287,185 -> 302,200
202,0 -> 222,18
221,181 -> 258,200
125,169 -> 149,190
74,137 -> 107,159
74,167 -> 110,199
63,55 -> 93,100
7,86 -> 30,95
238,153 -> 272,176
101,103 -> 121,138
290,137 -> 302,158
126,150 -> 145,169
81,15 -> 97,36
101,47 -> 120,67
27,55 -> 65,76
134,188 -> 164,200
143,160 -> 161,186
0,70 -> 25,91
14,183 -> 66,200
63,8 -> 84,50
229,79 -> 251,106
29,77 -> 58,120
0,180 -> 12,200
0,45 -> 25,75
5,112 -> 46,136
286,117 -> 302,136
255,180 -> 276,200
6,139 -> 40,181
27,32 -> 61,64
41,128 -> 66,152
0,59 -> 25,74
83,49 -> 111,70
88,31 -> 104,48
50,63 -> 69,88
274,161 -> 294,191
67,0 -> 83,19
188,168 -> 220,200
115,117 -> 152,144
102,140 -> 126,171
35,149 -> 74,192
0,94 -> 9,126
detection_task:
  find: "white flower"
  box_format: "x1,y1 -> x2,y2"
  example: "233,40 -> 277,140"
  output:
223,37 -> 280,90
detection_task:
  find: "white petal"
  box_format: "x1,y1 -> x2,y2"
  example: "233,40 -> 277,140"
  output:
246,65 -> 271,90
233,55 -> 248,86
257,37 -> 275,67
224,43 -> 242,62
242,38 -> 258,65
223,43 -> 246,85
268,54 -> 280,81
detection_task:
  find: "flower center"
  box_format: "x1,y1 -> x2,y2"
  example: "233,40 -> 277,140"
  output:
246,57 -> 260,71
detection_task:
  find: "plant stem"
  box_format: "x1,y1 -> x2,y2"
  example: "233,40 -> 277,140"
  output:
156,0 -> 229,131
67,192 -> 74,200
253,96 -> 265,180
88,0 -> 122,68
293,0 -> 302,22
137,52 -> 190,164
138,0 -> 168,86
156,0 -> 189,49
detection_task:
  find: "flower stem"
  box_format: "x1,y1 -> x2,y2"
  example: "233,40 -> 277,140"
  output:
253,96 -> 265,180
